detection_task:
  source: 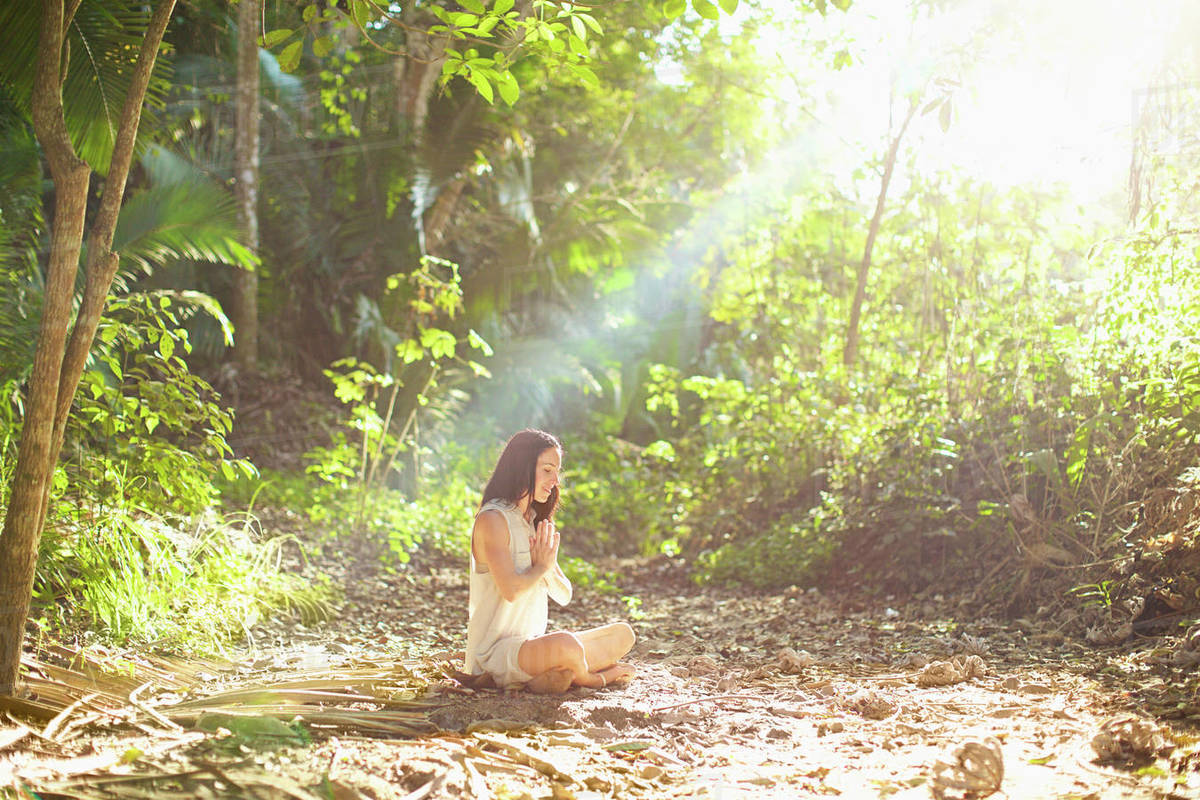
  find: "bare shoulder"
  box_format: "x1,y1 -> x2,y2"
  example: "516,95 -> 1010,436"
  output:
473,508 -> 511,546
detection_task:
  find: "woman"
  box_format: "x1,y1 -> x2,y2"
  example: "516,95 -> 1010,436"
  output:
464,429 -> 636,693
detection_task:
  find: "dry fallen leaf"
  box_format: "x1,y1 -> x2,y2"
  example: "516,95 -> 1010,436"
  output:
1091,715 -> 1173,762
931,737 -> 1004,799
776,647 -> 814,673
916,655 -> 988,687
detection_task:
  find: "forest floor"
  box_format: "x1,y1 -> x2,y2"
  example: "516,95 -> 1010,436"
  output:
4,525 -> 1200,800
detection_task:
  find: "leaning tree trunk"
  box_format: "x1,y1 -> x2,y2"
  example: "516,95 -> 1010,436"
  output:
842,99 -> 918,368
232,0 -> 261,369
0,0 -> 177,696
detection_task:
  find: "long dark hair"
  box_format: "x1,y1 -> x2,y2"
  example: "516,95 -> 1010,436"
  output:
480,429 -> 562,526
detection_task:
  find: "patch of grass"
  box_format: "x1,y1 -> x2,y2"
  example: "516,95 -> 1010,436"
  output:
32,505 -> 335,654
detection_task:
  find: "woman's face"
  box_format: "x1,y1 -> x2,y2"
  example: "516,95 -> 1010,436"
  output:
533,447 -> 561,503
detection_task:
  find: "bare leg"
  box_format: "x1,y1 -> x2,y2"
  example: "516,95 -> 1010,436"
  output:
519,623 -> 636,692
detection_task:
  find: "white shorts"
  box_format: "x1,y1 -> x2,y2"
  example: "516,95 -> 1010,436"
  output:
475,635 -> 534,688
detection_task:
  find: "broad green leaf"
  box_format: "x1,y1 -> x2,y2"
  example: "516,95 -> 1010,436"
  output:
718,0 -> 739,12
312,35 -> 334,58
459,0 -> 486,12
260,28 -> 292,48
302,4 -> 318,23
494,0 -> 515,13
159,335 -> 174,361
496,71 -> 520,106
349,0 -> 372,28
467,71 -> 494,103
692,0 -> 720,20
578,12 -> 602,33
396,339 -> 424,364
664,0 -> 687,18
278,40 -> 303,73
571,15 -> 586,39
568,63 -> 599,87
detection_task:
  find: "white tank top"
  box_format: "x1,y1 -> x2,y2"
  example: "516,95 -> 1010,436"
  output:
464,500 -> 567,674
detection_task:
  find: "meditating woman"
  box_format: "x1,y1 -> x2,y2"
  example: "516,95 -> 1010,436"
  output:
465,429 -> 636,693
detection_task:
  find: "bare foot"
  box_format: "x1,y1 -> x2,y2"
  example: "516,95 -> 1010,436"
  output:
602,662 -> 637,688
525,667 -> 573,695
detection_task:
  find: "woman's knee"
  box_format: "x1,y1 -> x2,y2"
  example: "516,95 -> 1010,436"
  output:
613,621 -> 635,653
521,631 -> 586,674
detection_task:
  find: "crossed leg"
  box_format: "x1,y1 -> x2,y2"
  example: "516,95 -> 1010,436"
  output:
519,622 -> 636,693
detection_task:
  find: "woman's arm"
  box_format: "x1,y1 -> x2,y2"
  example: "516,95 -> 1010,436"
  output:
545,562 -> 572,606
474,510 -> 551,602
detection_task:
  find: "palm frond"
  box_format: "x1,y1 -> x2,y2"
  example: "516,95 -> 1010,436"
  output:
0,0 -> 172,174
112,180 -> 258,279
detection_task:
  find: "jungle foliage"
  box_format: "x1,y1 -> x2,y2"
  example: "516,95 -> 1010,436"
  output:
1,0 -> 1198,657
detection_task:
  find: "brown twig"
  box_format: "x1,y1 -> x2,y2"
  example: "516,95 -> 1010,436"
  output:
650,694 -> 758,713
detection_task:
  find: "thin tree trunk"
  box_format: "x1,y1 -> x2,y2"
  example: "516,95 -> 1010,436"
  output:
232,0 -> 261,368
0,0 -> 177,696
842,99 -> 918,368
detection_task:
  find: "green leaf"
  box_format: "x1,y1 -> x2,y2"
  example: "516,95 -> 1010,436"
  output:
664,0 -> 687,18
692,0 -> 720,19
494,0 -> 515,13
159,335 -> 174,361
468,328 -> 494,356
459,0 -> 485,12
260,28 -> 293,48
577,12 -> 602,33
396,339 -> 424,364
349,0 -> 372,28
278,40 -> 304,73
467,71 -> 494,103
312,35 -> 334,58
567,63 -> 599,87
571,14 -> 586,39
302,4 -> 318,23
718,0 -> 739,12
938,98 -> 953,132
496,71 -> 520,106
419,327 -> 458,360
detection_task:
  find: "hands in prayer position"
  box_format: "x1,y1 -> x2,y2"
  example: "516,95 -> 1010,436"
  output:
531,518 -> 560,573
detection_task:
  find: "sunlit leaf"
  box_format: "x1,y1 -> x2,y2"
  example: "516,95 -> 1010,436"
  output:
692,0 -> 720,20
718,0 -> 739,13
260,28 -> 292,47
278,40 -> 303,72
459,0 -> 486,12
496,71 -> 519,106
468,329 -> 494,356
664,0 -> 687,18
312,35 -> 334,58
467,71 -> 494,103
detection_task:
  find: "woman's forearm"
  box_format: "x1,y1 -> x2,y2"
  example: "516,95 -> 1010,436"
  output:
545,563 -> 572,605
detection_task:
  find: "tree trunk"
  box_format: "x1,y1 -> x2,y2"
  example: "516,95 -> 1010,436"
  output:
232,0 -> 261,369
0,0 -> 177,697
842,99 -> 918,368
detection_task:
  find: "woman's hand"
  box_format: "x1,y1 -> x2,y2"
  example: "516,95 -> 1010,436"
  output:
531,519 -> 560,572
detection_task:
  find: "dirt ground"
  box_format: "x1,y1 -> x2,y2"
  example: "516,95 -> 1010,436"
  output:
3,545 -> 1200,800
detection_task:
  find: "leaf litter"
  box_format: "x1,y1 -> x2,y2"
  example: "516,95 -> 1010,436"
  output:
2,549 -> 1200,799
